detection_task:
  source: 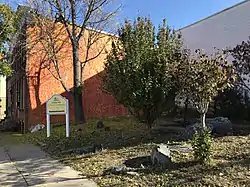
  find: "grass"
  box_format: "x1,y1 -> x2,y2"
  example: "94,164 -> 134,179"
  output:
2,117 -> 250,186
0,132 -> 26,146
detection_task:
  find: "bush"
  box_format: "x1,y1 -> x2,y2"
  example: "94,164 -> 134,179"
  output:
191,128 -> 213,164
103,17 -> 183,129
214,88 -> 250,121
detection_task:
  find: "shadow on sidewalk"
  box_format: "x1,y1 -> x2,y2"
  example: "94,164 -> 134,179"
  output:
0,144 -> 96,187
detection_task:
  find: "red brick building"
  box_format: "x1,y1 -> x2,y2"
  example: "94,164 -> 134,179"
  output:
7,7 -> 127,131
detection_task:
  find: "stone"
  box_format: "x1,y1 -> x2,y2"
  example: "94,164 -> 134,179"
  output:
92,143 -> 104,153
151,144 -> 172,169
180,117 -> 233,140
127,171 -> 139,176
96,121 -> 104,129
104,126 -> 110,131
110,164 -> 127,174
29,123 -> 45,133
180,123 -> 210,140
206,117 -> 232,136
108,164 -> 141,176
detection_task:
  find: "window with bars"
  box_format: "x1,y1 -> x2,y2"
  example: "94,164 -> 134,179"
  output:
16,79 -> 24,110
20,78 -> 24,109
16,80 -> 20,108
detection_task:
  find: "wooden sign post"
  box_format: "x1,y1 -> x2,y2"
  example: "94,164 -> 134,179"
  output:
46,94 -> 69,137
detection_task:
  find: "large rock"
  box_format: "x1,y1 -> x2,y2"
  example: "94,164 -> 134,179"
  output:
180,117 -> 232,140
92,143 -> 104,153
107,164 -> 139,175
180,123 -> 209,140
29,123 -> 45,133
206,117 -> 232,136
110,164 -> 127,174
96,120 -> 104,129
151,144 -> 172,169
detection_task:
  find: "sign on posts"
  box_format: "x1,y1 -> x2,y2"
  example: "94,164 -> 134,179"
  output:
46,94 -> 69,137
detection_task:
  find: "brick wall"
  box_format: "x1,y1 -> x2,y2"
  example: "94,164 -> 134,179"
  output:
26,23 -> 128,127
83,71 -> 127,118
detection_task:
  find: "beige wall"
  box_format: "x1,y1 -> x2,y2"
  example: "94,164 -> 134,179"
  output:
0,75 -> 6,119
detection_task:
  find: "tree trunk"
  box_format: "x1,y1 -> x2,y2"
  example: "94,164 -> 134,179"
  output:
147,122 -> 152,130
183,97 -> 188,126
201,113 -> 206,129
145,108 -> 154,130
146,122 -> 153,135
214,98 -> 217,117
72,42 -> 85,124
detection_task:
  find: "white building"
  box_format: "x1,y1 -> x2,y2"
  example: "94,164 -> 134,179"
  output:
177,0 -> 250,107
0,75 -> 6,120
180,0 -> 250,54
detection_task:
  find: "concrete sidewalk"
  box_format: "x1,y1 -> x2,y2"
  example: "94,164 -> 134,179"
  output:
0,144 -> 97,187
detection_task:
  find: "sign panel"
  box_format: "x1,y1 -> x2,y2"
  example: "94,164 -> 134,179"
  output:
47,95 -> 67,114
46,94 -> 69,138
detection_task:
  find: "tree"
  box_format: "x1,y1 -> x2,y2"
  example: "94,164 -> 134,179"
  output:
27,0 -> 120,124
0,61 -> 12,76
174,49 -> 235,128
214,87 -> 250,120
0,4 -> 17,76
103,17 -> 182,129
230,37 -> 250,91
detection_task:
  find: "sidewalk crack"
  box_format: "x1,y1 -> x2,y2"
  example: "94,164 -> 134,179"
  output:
4,146 -> 29,186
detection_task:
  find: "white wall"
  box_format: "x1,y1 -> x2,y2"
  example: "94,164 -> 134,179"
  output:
0,75 -> 6,119
0,75 -> 6,97
180,0 -> 250,54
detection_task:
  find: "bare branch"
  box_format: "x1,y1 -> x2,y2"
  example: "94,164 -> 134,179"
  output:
77,0 -> 96,41
24,1 -> 72,93
69,0 -> 77,39
54,0 -> 74,41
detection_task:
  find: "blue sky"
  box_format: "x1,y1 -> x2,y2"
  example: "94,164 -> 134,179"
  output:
1,0 -> 245,29
119,0 -> 245,29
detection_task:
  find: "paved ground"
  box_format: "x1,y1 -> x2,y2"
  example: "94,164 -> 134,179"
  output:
0,144 -> 97,187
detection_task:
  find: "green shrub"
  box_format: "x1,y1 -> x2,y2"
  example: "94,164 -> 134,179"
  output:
191,128 -> 213,164
103,17 -> 183,129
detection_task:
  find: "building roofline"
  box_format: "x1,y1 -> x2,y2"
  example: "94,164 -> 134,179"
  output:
85,26 -> 119,38
179,0 -> 249,31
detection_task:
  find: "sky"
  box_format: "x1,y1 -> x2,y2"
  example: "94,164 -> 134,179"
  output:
119,0 -> 245,29
1,0 -> 246,29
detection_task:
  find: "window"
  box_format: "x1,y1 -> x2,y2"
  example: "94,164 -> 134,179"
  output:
15,79 -> 24,110
16,80 -> 20,108
20,78 -> 24,109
